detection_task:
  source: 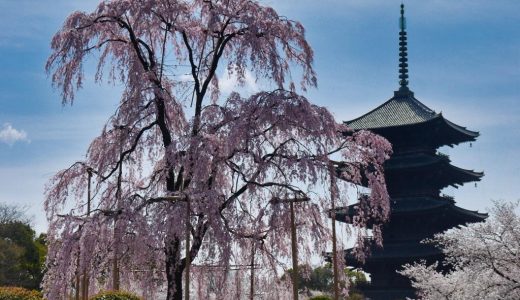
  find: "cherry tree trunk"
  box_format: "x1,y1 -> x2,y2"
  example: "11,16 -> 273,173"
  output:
165,238 -> 185,300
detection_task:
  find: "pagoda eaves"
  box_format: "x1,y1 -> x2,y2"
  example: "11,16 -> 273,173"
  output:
345,90 -> 479,149
334,196 -> 487,225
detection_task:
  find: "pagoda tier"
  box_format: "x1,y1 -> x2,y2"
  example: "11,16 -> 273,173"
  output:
334,196 -> 487,239
336,141 -> 483,196
333,199 -> 487,300
384,152 -> 483,197
328,5 -> 487,299
341,240 -> 444,300
332,196 -> 487,300
346,90 -> 479,152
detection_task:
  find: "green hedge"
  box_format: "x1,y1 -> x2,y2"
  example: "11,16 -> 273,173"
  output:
0,287 -> 43,300
90,290 -> 141,300
309,296 -> 332,300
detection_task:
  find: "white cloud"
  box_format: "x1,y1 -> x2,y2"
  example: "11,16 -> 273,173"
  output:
219,68 -> 259,96
0,123 -> 30,146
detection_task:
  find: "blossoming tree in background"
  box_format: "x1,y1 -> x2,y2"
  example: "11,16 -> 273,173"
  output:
44,1 -> 392,299
400,201 -> 520,300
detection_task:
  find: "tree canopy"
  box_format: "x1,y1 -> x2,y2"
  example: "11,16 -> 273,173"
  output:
400,201 -> 520,300
284,264 -> 367,293
0,203 -> 46,290
44,1 -> 391,299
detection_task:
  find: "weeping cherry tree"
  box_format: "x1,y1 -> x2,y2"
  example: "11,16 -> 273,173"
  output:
44,1 -> 392,299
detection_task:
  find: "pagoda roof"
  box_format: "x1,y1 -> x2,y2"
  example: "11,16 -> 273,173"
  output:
450,205 -> 489,222
444,164 -> 484,186
355,240 -> 442,261
333,196 -> 487,224
385,152 -> 448,169
345,89 -> 479,143
324,239 -> 444,267
347,90 -> 436,129
385,153 -> 484,180
337,206 -> 487,266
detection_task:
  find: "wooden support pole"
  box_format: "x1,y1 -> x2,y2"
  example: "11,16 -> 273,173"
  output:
330,198 -> 340,300
75,273 -> 80,300
82,169 -> 92,300
290,201 -> 299,300
249,240 -> 256,300
270,194 -> 309,300
112,126 -> 124,291
82,276 -> 89,300
112,241 -> 120,290
184,195 -> 191,300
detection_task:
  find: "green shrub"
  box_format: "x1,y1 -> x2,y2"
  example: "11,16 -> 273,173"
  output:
310,296 -> 332,300
0,287 -> 43,300
90,290 -> 141,300
347,292 -> 365,300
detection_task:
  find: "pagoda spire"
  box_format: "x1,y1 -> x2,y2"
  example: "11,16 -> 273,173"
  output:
398,3 -> 409,91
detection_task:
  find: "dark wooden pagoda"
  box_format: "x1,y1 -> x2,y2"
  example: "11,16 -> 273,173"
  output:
334,5 -> 487,300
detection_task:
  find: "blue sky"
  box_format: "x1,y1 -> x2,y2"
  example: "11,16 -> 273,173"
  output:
0,0 -> 518,233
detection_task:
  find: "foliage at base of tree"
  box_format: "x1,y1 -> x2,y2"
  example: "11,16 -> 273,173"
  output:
283,264 -> 367,298
301,264 -> 334,292
346,292 -> 365,300
89,290 -> 142,300
0,287 -> 43,300
308,292 -> 364,300
309,296 -> 332,300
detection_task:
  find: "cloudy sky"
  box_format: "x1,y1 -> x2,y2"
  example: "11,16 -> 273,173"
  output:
0,0 -> 518,233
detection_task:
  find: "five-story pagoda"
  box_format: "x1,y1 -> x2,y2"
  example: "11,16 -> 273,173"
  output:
334,5 -> 487,300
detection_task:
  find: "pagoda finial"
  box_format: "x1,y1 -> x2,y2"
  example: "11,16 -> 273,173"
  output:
398,3 -> 409,91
